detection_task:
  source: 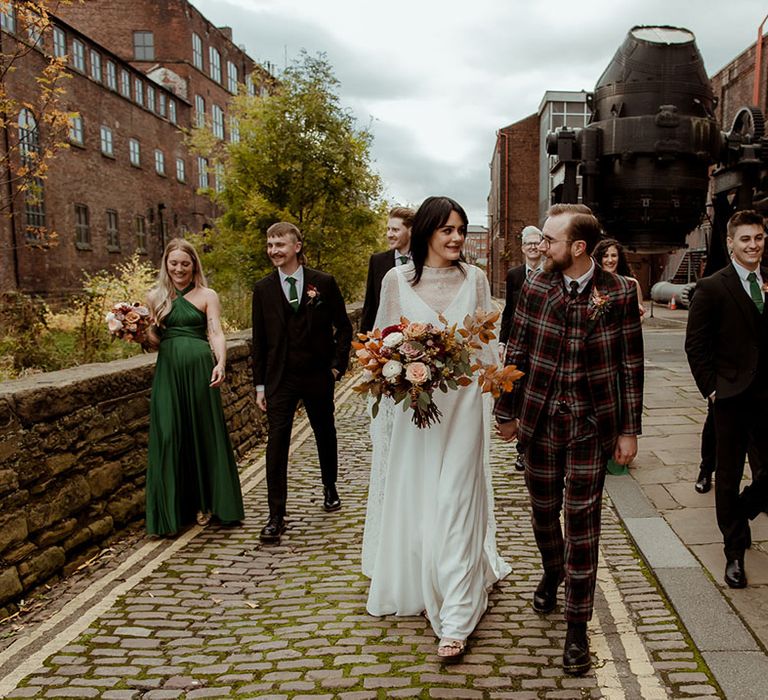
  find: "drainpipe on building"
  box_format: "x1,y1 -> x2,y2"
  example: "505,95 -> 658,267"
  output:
0,29 -> 21,290
753,13 -> 768,106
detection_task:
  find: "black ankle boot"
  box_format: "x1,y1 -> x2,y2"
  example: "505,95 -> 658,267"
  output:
563,622 -> 590,676
532,570 -> 564,613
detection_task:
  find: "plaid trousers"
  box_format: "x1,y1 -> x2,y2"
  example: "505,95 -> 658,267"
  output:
525,411 -> 607,623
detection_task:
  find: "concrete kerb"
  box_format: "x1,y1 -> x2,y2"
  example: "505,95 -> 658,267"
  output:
605,474 -> 768,700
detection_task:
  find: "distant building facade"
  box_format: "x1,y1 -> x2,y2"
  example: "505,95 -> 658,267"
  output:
464,224 -> 489,270
1,0 -> 272,299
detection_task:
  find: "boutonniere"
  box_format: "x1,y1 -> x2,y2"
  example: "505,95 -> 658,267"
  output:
587,289 -> 612,320
761,282 -> 768,293
306,284 -> 321,306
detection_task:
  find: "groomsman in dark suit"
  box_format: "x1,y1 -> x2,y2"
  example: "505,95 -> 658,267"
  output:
252,222 -> 353,544
499,225 -> 543,472
685,209 -> 768,588
495,204 -> 644,675
360,206 -> 415,334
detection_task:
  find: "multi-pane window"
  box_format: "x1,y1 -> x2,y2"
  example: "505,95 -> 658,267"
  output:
27,13 -> 41,45
214,163 -> 224,193
106,60 -> 117,90
209,46 -> 221,83
89,50 -> 101,82
53,27 -> 66,57
227,61 -> 238,93
135,215 -> 147,252
19,109 -> 45,238
146,85 -> 155,112
129,138 -> 140,166
1,4 -> 14,32
197,156 -> 208,189
106,209 -> 119,251
134,79 -> 144,106
168,99 -> 177,124
75,203 -> 91,249
120,69 -> 130,97
69,115 -> 84,145
71,39 -> 85,72
247,78 -> 256,97
211,105 -> 224,139
158,92 -> 166,117
229,116 -> 240,144
100,125 -> 113,156
192,32 -> 203,69
194,95 -> 205,128
154,148 -> 165,175
133,30 -> 154,60
176,158 -> 186,183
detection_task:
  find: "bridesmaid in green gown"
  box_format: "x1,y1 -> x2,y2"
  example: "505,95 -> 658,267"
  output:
145,238 -> 245,535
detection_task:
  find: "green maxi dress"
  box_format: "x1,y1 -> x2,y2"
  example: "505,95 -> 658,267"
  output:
145,286 -> 245,535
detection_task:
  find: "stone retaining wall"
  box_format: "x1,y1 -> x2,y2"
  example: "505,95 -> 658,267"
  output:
0,330 -> 262,617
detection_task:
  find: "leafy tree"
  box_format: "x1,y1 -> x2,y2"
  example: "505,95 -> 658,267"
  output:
190,51 -> 385,317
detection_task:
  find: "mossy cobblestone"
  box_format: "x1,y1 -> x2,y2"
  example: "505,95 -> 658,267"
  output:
5,391 -> 722,698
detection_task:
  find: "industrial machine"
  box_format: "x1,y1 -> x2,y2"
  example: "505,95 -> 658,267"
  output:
547,25 -> 768,291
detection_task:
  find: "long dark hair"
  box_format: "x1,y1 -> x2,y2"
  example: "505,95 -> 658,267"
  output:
410,196 -> 468,285
593,237 -> 633,277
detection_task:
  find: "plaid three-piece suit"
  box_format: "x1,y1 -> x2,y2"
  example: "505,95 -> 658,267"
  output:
496,264 -> 644,621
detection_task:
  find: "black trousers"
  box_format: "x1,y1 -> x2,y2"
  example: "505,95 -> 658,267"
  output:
265,369 -> 338,518
713,391 -> 768,559
700,401 -> 716,473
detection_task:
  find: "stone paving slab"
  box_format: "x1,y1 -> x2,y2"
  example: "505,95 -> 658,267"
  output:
0,381 -> 721,698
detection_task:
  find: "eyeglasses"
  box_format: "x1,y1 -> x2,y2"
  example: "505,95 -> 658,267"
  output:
522,240 -> 541,248
539,236 -> 573,251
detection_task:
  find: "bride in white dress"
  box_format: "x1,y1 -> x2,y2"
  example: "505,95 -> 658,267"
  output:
362,196 -> 510,660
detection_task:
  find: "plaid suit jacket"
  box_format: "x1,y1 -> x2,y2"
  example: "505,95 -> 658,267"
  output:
495,264 -> 644,455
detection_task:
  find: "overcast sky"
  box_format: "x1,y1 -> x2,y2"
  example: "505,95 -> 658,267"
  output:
194,0 -> 767,225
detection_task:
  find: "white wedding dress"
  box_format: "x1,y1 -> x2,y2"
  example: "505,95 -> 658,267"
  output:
362,262 -> 511,641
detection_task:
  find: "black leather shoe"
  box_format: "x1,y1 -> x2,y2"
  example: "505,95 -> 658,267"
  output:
724,558 -> 747,588
514,454 -> 526,472
563,622 -> 591,676
532,570 -> 564,613
694,469 -> 712,494
259,515 -> 286,544
323,485 -> 341,512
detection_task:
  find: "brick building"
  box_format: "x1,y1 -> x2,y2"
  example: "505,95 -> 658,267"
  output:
1,0 -> 272,299
487,114 -> 539,297
463,224 -> 489,270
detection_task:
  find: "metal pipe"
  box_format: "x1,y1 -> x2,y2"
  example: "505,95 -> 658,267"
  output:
753,13 -> 768,106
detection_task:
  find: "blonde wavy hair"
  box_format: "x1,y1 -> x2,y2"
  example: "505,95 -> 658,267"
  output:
147,238 -> 208,327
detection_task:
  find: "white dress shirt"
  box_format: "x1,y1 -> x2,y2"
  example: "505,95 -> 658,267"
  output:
563,258 -> 595,296
731,259 -> 765,302
279,265 -> 304,304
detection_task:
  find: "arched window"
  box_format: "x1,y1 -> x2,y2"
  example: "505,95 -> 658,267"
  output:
17,109 -> 46,238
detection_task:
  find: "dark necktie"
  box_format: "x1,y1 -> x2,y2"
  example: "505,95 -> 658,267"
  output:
398,255 -> 409,264
286,276 -> 300,312
568,280 -> 580,299
747,272 -> 764,313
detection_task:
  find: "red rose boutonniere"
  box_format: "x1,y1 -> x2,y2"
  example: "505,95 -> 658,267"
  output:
587,289 -> 612,320
306,283 -> 321,307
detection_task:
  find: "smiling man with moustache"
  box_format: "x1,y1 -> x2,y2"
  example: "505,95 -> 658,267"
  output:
251,222 -> 353,545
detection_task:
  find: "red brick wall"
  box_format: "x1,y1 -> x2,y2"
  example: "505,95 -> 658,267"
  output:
488,114 -> 539,296
2,26 -> 215,298
710,39 -> 763,129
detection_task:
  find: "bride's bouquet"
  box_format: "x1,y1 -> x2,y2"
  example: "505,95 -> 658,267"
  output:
353,310 -> 523,428
105,302 -> 151,344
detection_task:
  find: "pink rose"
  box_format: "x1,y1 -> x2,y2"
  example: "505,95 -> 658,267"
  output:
403,322 -> 429,339
399,341 -> 424,359
405,362 -> 430,385
107,318 -> 123,333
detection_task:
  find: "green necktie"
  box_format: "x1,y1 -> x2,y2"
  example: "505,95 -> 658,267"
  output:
747,272 -> 764,313
286,276 -> 299,312
398,255 -> 409,264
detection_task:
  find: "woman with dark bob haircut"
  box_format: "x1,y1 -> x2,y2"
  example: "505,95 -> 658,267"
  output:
362,196 -> 510,662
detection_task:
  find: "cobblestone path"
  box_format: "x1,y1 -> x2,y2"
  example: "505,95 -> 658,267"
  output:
0,380 -> 721,699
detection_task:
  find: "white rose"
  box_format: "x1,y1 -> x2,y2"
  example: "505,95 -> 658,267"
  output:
382,360 -> 403,381
360,369 -> 374,383
107,318 -> 123,332
105,312 -> 116,321
382,331 -> 404,348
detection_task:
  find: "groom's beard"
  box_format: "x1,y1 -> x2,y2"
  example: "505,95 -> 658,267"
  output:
544,251 -> 573,273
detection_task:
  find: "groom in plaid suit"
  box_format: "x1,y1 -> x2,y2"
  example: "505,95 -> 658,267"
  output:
496,204 -> 644,675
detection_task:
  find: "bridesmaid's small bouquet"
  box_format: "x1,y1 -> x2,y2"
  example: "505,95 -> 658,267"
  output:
105,302 -> 151,343
353,311 -> 523,428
